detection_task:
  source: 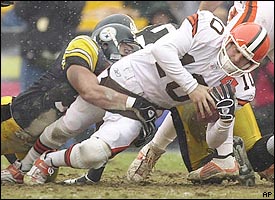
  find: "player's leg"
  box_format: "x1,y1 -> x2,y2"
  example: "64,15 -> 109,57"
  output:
187,118 -> 239,184
2,96 -> 105,184
63,166 -> 106,185
24,112 -> 142,184
21,95 -> 105,171
234,103 -> 274,183
172,104 -> 210,171
63,110 -> 172,185
1,96 -> 31,156
1,96 -> 32,184
187,103 -> 273,184
127,111 -> 175,182
233,136 -> 255,186
126,103 -> 210,182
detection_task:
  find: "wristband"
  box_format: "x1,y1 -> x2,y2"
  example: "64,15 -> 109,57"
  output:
126,96 -> 136,109
217,119 -> 234,128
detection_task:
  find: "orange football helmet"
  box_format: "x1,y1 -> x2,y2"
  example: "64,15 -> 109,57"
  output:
217,22 -> 270,77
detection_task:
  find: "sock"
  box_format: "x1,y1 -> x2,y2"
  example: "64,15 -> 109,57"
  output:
21,147 -> 41,172
152,112 -> 177,150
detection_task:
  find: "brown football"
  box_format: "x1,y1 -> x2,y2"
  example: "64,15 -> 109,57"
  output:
196,103 -> 219,123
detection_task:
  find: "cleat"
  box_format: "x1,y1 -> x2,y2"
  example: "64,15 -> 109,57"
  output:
63,174 -> 95,185
258,164 -> 274,183
127,142 -> 165,182
233,136 -> 256,186
1,160 -> 24,184
203,178 -> 223,184
64,167 -> 104,185
24,151 -> 58,185
187,154 -> 239,184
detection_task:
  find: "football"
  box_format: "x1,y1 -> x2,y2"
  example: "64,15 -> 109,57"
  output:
196,103 -> 219,123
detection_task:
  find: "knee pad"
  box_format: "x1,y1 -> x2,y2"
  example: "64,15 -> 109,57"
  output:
40,117 -> 80,149
69,136 -> 111,169
247,134 -> 274,172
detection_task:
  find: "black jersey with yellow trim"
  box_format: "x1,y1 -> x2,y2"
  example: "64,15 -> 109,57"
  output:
61,35 -> 109,76
11,35 -> 109,129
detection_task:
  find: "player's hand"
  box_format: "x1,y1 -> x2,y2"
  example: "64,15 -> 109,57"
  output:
208,82 -> 236,123
126,96 -> 158,137
188,84 -> 216,119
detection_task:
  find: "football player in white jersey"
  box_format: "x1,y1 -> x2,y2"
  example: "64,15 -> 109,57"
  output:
127,1 -> 274,185
23,9 -> 270,185
66,1 -> 274,185
62,23 -> 180,185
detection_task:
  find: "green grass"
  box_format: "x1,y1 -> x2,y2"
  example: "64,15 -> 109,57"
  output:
1,151 -> 274,199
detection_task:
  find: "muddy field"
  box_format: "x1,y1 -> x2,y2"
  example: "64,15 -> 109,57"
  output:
1,151 -> 274,199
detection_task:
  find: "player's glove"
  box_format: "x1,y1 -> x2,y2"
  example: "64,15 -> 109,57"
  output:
209,82 -> 236,123
126,96 -> 157,139
133,125 -> 157,147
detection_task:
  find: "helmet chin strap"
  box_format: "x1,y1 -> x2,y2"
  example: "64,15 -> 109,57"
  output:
107,29 -> 119,48
106,28 -> 120,62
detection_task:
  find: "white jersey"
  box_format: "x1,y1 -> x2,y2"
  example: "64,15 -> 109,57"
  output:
92,12 -> 254,151
227,1 -> 274,62
107,10 -> 255,109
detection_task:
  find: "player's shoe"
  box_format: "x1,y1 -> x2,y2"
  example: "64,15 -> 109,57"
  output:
233,136 -> 255,186
24,151 -> 58,185
63,166 -> 104,185
127,142 -> 165,182
187,154 -> 239,184
258,164 -> 274,183
1,160 -> 25,184
63,174 -> 95,185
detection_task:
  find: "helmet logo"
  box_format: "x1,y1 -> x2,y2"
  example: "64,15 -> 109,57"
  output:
99,27 -> 117,42
130,23 -> 137,33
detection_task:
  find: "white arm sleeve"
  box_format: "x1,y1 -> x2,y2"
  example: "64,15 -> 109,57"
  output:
151,20 -> 198,94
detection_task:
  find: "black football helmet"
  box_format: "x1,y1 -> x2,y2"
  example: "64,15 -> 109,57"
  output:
92,23 -> 142,61
93,14 -> 138,33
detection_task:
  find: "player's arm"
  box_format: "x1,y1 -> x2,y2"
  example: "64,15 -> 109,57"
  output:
206,82 -> 237,148
65,36 -> 158,133
67,65 -> 158,137
67,65 -> 128,111
63,35 -> 127,110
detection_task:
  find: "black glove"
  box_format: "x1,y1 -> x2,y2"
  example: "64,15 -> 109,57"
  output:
133,125 -> 157,147
127,96 -> 158,139
131,96 -> 157,123
209,82 -> 236,123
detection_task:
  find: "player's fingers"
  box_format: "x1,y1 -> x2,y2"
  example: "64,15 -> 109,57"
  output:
206,92 -> 216,109
202,98 -> 213,116
197,102 -> 205,119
